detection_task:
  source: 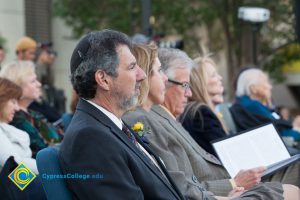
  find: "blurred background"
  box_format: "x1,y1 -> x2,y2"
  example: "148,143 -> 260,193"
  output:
0,0 -> 300,114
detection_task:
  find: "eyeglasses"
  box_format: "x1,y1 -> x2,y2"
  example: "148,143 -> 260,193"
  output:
168,78 -> 190,92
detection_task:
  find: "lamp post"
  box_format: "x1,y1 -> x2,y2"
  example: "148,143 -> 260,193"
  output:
238,7 -> 270,65
141,0 -> 152,37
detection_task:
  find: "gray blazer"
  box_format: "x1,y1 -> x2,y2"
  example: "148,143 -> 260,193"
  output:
150,106 -> 299,188
123,107 -> 225,199
123,106 -> 285,199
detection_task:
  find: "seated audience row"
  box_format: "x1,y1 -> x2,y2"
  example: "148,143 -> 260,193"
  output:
0,61 -> 62,157
123,43 -> 299,199
30,29 -> 298,199
0,78 -> 38,173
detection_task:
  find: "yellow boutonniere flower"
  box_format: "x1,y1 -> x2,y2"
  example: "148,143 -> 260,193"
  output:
132,122 -> 150,137
132,122 -> 144,132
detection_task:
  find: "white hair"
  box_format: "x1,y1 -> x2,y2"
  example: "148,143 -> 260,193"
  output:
0,61 -> 36,86
236,68 -> 266,97
158,48 -> 194,79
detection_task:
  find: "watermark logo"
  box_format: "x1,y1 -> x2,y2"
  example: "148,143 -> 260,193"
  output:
8,162 -> 36,190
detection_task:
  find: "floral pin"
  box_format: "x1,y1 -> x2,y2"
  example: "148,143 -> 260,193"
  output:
132,122 -> 150,144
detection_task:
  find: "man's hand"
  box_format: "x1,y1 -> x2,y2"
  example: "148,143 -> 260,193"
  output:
214,187 -> 245,200
234,166 -> 266,189
228,187 -> 245,199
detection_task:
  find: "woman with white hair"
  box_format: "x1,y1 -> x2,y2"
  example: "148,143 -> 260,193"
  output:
233,68 -> 300,143
0,61 -> 62,157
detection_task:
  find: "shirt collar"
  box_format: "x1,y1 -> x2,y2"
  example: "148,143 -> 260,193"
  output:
85,99 -> 123,130
160,105 -> 176,120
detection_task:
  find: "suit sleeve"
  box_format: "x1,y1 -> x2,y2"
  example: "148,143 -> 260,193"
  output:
124,113 -> 217,200
59,126 -> 144,200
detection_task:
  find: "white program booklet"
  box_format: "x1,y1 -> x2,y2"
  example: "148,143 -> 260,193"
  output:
212,123 -> 300,178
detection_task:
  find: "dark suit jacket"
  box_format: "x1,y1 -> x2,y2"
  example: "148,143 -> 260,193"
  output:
180,105 -> 227,157
230,101 -> 292,134
59,99 -> 184,200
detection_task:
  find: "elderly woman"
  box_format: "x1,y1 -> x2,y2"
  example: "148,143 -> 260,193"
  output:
179,56 -> 228,156
0,61 -> 62,157
232,68 -> 300,143
0,78 -> 38,174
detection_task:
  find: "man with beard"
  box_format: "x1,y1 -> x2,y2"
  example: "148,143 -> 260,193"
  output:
59,30 -> 185,200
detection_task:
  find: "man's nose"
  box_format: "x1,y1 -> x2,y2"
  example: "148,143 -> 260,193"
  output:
37,80 -> 42,87
137,65 -> 146,81
185,88 -> 192,97
162,72 -> 168,83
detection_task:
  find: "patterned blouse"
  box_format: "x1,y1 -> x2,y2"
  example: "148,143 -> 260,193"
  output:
10,110 -> 63,157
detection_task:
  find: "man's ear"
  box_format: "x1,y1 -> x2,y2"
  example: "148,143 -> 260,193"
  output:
95,70 -> 110,91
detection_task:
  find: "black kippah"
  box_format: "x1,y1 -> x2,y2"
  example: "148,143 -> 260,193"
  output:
70,33 -> 91,74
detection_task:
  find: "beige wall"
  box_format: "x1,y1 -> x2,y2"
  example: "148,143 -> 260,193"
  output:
0,0 -> 25,64
0,0 -> 76,112
51,17 -> 77,112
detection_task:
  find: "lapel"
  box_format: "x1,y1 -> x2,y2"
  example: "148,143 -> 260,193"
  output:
151,105 -> 221,165
77,100 -> 182,199
128,123 -> 184,200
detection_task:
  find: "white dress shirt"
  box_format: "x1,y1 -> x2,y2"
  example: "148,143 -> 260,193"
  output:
85,100 -> 123,129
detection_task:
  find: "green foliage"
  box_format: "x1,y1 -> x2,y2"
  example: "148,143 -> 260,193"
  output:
53,0 -> 139,37
263,43 -> 300,82
53,0 -> 296,83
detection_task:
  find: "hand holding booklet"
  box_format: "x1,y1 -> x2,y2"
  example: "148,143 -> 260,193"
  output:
211,123 -> 300,178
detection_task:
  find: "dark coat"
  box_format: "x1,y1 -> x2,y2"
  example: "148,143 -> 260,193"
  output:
59,99 -> 184,200
181,105 -> 227,157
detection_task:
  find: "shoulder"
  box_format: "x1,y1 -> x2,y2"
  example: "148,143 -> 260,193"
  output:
1,123 -> 28,134
0,123 -> 30,144
12,110 -> 28,122
64,111 -> 109,141
198,106 -> 218,121
193,104 -> 214,116
239,96 -> 263,109
184,104 -> 214,122
10,111 -> 34,131
60,118 -> 126,164
123,108 -> 147,125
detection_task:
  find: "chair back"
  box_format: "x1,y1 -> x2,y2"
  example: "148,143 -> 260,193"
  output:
216,103 -> 237,134
36,147 -> 72,200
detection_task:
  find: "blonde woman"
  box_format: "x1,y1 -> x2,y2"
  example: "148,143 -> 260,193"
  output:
180,56 -> 226,156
